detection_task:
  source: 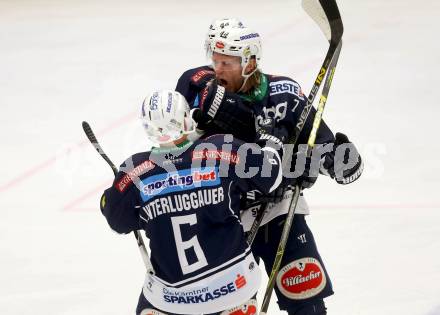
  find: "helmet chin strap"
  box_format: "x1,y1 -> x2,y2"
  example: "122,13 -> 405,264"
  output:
237,59 -> 257,93
160,135 -> 191,148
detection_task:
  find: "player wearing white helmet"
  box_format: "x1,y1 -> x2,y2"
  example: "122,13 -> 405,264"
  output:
140,90 -> 197,145
210,26 -> 261,93
176,23 -> 363,315
100,90 -> 286,315
205,18 -> 244,56
175,18 -> 257,141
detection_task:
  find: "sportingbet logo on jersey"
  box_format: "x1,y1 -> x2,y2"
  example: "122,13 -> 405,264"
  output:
162,274 -> 247,305
269,80 -> 304,99
140,167 -> 220,202
276,257 -> 326,300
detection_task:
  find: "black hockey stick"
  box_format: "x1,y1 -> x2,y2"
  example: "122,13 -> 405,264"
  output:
246,0 -> 343,247
258,1 -> 343,314
259,41 -> 342,315
82,121 -> 154,274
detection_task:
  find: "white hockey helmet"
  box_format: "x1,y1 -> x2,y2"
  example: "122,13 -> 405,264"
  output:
210,26 -> 262,78
140,90 -> 196,145
205,18 -> 244,56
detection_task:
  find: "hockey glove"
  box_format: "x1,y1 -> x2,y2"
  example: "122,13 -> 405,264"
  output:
195,82 -> 256,142
276,142 -> 321,192
290,149 -> 320,189
241,188 -> 288,209
255,118 -> 284,159
322,132 -> 363,184
259,158 -> 316,204
100,187 -> 141,234
259,184 -> 290,205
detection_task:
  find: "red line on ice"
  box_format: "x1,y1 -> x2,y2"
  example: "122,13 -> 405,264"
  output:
0,111 -> 137,193
63,181 -> 110,211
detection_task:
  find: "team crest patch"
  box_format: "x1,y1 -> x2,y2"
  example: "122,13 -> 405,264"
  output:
276,257 -> 326,300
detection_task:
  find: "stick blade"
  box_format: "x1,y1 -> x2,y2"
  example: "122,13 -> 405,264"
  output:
302,0 -> 343,43
82,121 -> 98,143
81,121 -> 118,175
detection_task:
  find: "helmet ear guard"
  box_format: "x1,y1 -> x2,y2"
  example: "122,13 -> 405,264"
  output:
140,90 -> 197,145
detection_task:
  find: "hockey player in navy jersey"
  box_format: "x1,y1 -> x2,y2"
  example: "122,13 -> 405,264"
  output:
175,21 -> 363,315
100,89 -> 286,315
176,18 -> 256,143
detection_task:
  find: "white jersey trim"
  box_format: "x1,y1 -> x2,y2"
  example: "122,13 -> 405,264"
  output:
143,253 -> 261,314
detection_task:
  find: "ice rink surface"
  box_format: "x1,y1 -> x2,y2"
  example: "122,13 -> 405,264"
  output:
1,0 -> 440,314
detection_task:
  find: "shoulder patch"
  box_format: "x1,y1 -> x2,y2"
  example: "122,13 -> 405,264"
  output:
191,69 -> 215,84
116,160 -> 155,193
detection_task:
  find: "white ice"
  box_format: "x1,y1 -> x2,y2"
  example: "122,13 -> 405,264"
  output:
1,0 -> 439,314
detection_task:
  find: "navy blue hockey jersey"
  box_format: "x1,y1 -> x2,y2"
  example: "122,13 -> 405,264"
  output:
101,135 -> 281,285
175,66 -> 335,146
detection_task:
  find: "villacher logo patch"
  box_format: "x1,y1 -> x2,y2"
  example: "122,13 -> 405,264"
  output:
276,257 -> 326,300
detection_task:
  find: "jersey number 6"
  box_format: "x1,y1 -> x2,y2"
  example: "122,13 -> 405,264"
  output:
171,214 -> 208,274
